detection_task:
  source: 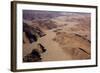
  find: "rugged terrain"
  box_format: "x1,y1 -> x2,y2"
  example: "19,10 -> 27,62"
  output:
23,10 -> 91,62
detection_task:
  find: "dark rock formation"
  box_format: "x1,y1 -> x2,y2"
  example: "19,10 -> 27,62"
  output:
23,44 -> 47,62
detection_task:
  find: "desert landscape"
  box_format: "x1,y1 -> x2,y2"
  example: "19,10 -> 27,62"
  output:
23,10 -> 91,62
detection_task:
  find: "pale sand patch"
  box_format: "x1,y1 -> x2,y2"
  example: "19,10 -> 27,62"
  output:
38,30 -> 72,61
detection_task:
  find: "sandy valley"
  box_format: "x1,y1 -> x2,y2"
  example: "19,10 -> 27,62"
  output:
23,10 -> 91,62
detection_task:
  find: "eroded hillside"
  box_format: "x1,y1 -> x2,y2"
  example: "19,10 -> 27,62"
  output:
23,10 -> 91,62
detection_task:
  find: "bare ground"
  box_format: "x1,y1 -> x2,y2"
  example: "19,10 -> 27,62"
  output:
23,12 -> 91,62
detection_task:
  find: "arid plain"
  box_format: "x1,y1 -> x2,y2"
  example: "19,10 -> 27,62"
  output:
23,10 -> 91,62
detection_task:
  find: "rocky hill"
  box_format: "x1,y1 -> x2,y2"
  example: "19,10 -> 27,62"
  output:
23,10 -> 91,62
